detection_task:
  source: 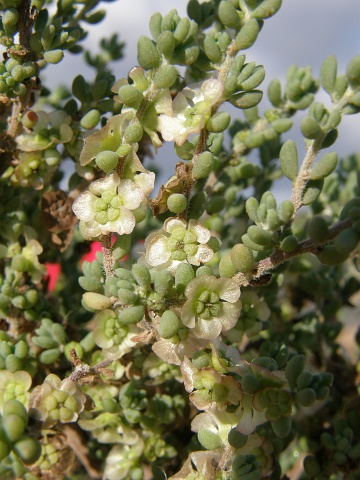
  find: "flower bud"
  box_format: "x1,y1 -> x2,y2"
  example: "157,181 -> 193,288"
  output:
80,109 -> 101,130
229,90 -> 263,109
205,111 -> 230,133
123,123 -> 144,144
158,310 -> 181,339
44,49 -> 64,64
137,36 -> 161,70
235,19 -> 259,50
117,305 -> 145,325
279,140 -> 298,182
82,292 -> 113,310
117,84 -> 143,108
309,152 -> 338,180
95,150 -> 119,172
230,244 -> 255,273
153,64 -> 177,88
218,1 -> 241,29
167,193 -> 187,214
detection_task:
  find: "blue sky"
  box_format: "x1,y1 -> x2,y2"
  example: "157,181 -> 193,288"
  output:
45,0 -> 360,193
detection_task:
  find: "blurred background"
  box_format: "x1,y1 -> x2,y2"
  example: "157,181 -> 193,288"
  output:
43,0 -> 360,194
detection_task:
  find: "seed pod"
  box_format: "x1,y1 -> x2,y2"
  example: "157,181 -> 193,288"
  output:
218,1 -> 241,29
82,292 -> 113,310
137,36 -> 161,69
44,49 -> 64,64
300,116 -> 322,139
251,0 -> 282,19
198,429 -> 222,450
158,310 -> 181,339
235,19 -> 259,50
206,111 -> 230,133
229,90 -> 263,109
219,252 -> 237,278
192,152 -> 214,180
80,109 -> 100,130
279,140 -> 298,181
153,64 -> 177,88
230,244 -> 255,273
285,354 -> 305,390
346,54 -> 360,88
307,215 -> 329,243
156,31 -> 176,57
118,305 -> 145,325
271,416 -> 291,439
309,152 -> 338,180
167,193 -> 187,214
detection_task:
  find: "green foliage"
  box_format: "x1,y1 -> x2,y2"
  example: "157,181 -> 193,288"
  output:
0,0 -> 360,478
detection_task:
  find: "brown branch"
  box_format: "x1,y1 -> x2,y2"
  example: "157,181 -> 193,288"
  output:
101,233 -> 115,277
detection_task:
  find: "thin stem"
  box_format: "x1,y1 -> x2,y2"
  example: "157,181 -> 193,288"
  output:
100,234 -> 115,278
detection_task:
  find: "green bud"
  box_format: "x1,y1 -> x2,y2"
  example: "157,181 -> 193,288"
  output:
205,111 -> 230,133
271,118 -> 292,134
297,388 -> 316,407
229,90 -> 263,109
219,252 -> 237,278
300,116 -> 322,139
117,85 -> 143,108
192,152 -> 214,180
307,215 -> 329,243
346,54 -> 360,88
271,416 -> 291,438
95,151 -> 119,172
80,109 -> 101,130
187,191 -> 207,220
149,12 -> 163,40
235,19 -> 259,50
3,414 -> 26,442
268,79 -> 282,107
198,429 -> 222,450
279,140 -> 298,181
154,270 -> 174,297
44,49 -> 64,64
302,179 -> 323,205
117,305 -> 145,325
204,34 -> 222,63
285,354 -> 305,390
137,36 -> 161,70
175,263 -> 195,294
309,152 -> 338,180
303,455 -> 321,477
82,292 -> 113,310
280,235 -> 298,253
218,1 -> 241,29
247,225 -> 273,246
39,348 -> 61,364
14,436 -> 41,464
167,193 -> 187,214
156,30 -> 176,57
230,244 -> 255,273
158,311 -> 181,339
153,64 -> 177,88
251,0 -> 282,19
124,123 -> 144,144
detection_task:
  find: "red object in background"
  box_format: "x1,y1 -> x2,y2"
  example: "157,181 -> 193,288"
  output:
45,242 -> 103,292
